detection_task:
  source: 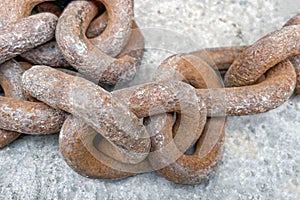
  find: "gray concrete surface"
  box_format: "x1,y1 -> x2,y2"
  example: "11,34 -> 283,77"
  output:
1,0 -> 300,199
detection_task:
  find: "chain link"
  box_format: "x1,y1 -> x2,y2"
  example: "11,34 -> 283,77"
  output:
0,0 -> 299,185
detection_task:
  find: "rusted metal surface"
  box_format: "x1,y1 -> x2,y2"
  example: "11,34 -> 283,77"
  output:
59,115 -> 134,179
0,96 -> 67,135
191,46 -> 246,71
37,2 -> 62,17
21,2 -> 109,68
0,61 -> 27,100
0,61 -> 25,147
0,13 -> 57,65
111,59 -> 295,117
224,25 -> 300,87
290,56 -> 300,94
21,41 -> 70,67
284,13 -> 300,95
56,1 -> 137,85
0,0 -> 299,186
145,54 -> 225,185
0,0 -> 54,27
86,12 -> 108,39
89,0 -> 133,57
22,66 -> 150,164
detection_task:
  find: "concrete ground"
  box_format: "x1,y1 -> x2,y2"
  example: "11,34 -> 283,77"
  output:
1,0 -> 300,199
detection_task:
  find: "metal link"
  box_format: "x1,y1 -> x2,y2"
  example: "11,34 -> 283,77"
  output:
0,13 -> 57,65
0,1 -> 299,186
0,0 -> 54,27
20,3 -> 109,68
0,60 -> 25,148
224,25 -> 300,87
22,65 -> 151,164
146,54 -> 225,185
56,1 -> 137,85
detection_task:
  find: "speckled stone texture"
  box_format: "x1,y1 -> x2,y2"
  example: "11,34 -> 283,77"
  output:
1,0 -> 300,199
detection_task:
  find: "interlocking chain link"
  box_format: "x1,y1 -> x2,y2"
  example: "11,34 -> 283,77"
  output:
0,0 -> 299,185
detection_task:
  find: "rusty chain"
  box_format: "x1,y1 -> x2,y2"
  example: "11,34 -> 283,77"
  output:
0,0 -> 299,185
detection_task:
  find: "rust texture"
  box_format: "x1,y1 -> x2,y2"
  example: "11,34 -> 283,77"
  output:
21,41 -> 71,67
18,62 -> 33,71
0,61 -> 26,147
56,1 -> 138,85
0,129 -> 21,148
191,46 -> 300,95
191,46 -> 246,71
59,112 -> 156,178
189,15 -> 300,94
144,54 -> 225,185
224,25 -> 300,87
86,12 -> 108,38
0,0 -> 63,145
21,7 -> 108,68
21,20 -> 144,70
284,13 -> 300,95
0,0 -> 299,186
20,1 -> 66,67
89,0 -> 133,57
0,61 -> 66,149
59,115 -> 133,179
284,13 -> 300,27
37,2 -> 62,17
290,56 -> 300,94
112,64 -> 295,117
111,53 -> 295,117
22,66 -> 150,164
198,60 -> 296,116
148,116 -> 225,185
0,13 -> 57,65
0,96 -> 67,135
0,60 -> 27,100
0,0 -> 54,27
